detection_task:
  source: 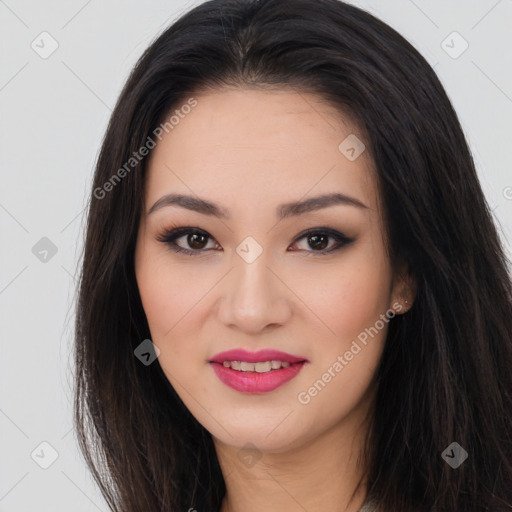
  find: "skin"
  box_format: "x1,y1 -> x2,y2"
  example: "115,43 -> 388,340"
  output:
134,88 -> 415,512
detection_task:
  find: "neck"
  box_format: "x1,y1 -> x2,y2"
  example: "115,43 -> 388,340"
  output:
214,392 -> 374,512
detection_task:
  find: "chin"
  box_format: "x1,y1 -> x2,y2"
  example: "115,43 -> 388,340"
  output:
209,416 -> 311,454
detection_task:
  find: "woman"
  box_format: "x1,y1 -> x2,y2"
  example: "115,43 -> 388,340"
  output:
73,0 -> 512,511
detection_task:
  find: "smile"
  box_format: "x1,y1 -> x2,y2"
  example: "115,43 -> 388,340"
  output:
209,349 -> 308,393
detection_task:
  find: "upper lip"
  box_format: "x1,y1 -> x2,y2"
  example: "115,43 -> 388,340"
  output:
209,349 -> 307,364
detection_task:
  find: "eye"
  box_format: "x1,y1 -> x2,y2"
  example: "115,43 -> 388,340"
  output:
156,226 -> 354,257
289,227 -> 355,256
156,226 -> 219,256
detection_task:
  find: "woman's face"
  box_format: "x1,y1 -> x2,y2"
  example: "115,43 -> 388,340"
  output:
135,88 -> 412,453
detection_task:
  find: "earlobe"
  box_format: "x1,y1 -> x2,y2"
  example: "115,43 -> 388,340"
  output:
390,264 -> 417,315
392,297 -> 411,315
389,297 -> 407,315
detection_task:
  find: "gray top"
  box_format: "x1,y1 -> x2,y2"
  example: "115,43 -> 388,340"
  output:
358,499 -> 377,512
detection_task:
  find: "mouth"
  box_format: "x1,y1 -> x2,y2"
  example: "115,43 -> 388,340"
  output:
208,349 -> 308,393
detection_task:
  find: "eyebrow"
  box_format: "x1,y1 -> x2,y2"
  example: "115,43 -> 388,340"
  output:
147,192 -> 368,220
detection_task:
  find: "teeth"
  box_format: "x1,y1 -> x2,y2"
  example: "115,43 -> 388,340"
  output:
254,361 -> 272,373
240,361 -> 255,372
220,360 -> 293,372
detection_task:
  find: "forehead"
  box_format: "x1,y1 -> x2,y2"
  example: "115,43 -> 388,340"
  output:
144,88 -> 378,214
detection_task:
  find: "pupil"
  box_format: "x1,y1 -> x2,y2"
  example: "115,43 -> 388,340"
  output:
309,234 -> 328,250
189,233 -> 207,249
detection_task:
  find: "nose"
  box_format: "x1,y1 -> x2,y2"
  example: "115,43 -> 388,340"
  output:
215,250 -> 293,335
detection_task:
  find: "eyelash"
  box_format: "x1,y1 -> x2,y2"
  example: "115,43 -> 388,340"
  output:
155,225 -> 355,257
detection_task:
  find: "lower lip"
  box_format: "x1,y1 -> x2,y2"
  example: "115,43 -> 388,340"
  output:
209,362 -> 306,393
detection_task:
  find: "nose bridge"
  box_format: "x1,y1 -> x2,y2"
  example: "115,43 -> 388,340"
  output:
233,243 -> 276,307
216,240 -> 291,331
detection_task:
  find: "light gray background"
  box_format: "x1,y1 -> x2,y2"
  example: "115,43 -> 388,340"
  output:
1,1 -> 511,511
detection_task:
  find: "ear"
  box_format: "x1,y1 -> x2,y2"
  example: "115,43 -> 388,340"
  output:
389,261 -> 417,315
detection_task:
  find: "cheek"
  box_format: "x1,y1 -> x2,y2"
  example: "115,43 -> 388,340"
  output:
135,245 -> 220,389
135,257 -> 201,386
137,268 -> 176,337
136,248 -> 203,337
291,252 -> 392,345
292,261 -> 391,433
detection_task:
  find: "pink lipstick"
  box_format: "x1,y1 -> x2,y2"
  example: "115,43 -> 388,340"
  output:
209,349 -> 307,393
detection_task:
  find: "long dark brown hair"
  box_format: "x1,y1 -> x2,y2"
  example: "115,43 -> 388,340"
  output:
73,0 -> 512,510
